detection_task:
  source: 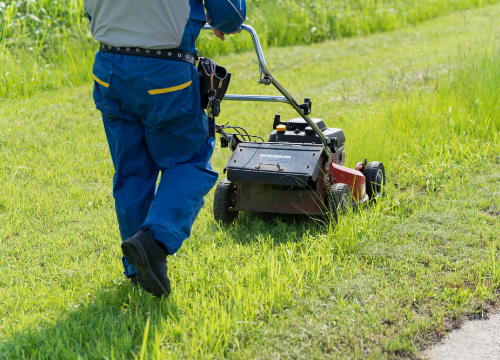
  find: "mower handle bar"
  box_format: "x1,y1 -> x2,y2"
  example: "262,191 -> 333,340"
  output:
223,94 -> 290,104
202,24 -> 332,159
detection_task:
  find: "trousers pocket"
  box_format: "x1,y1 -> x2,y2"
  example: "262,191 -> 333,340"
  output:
92,62 -> 116,117
93,61 -> 124,118
93,62 -> 112,97
145,67 -> 195,128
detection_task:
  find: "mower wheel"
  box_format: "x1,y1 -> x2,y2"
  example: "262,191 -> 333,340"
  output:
328,183 -> 351,220
365,161 -> 386,199
213,179 -> 239,225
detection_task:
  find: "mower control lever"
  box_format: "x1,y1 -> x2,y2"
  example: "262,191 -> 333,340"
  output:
272,114 -> 287,130
258,75 -> 272,85
299,98 -> 312,115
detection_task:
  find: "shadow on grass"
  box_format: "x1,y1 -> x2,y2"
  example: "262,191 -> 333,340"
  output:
210,198 -> 381,248
208,210 -> 327,247
0,282 -> 170,359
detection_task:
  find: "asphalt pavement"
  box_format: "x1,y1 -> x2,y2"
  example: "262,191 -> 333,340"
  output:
423,312 -> 500,359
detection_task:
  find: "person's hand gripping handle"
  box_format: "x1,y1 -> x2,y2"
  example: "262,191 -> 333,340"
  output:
212,28 -> 242,41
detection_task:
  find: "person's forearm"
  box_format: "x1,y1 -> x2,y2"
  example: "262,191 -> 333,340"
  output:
204,0 -> 246,33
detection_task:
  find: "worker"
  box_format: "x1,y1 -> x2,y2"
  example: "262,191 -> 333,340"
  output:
83,0 -> 246,297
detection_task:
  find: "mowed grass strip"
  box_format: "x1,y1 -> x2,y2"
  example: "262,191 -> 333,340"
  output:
1,6 -> 500,359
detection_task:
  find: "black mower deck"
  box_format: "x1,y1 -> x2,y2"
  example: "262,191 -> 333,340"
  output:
224,142 -> 326,187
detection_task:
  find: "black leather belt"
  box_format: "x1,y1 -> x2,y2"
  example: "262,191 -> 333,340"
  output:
99,43 -> 198,65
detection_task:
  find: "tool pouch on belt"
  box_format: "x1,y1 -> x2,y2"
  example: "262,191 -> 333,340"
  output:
198,57 -> 231,138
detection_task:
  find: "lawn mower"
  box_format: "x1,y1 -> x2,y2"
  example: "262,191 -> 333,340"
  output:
203,25 -> 386,225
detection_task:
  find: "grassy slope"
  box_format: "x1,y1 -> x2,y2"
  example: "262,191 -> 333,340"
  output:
1,5 -> 500,359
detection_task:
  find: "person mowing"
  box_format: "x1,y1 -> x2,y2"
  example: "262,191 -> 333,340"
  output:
83,0 -> 246,297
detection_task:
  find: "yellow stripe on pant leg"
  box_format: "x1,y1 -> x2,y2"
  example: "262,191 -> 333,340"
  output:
148,80 -> 192,95
93,74 -> 110,88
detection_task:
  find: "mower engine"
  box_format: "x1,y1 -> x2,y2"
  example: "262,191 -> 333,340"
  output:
269,115 -> 346,166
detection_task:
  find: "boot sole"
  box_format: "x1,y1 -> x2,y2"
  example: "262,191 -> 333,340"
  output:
121,239 -> 169,297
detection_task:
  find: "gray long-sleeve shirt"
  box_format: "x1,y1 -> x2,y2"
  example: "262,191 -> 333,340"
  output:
84,0 -> 246,50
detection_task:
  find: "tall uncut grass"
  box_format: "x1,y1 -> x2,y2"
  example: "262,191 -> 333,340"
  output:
0,0 -> 93,99
374,48 -> 500,192
1,0 -> 499,99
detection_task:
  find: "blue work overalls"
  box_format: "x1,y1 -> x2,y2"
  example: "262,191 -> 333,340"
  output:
93,52 -> 218,278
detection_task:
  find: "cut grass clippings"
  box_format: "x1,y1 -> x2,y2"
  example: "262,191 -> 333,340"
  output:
1,5 -> 500,359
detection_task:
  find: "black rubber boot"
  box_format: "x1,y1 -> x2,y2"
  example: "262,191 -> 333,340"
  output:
121,229 -> 171,298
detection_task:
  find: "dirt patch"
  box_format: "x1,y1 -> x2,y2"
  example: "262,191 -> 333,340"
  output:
481,205 -> 499,217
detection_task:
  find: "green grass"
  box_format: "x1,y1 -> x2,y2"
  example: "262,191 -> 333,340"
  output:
2,0 -> 500,99
1,5 -> 500,359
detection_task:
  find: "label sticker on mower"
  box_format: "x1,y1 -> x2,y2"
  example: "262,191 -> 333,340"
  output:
259,154 -> 291,163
